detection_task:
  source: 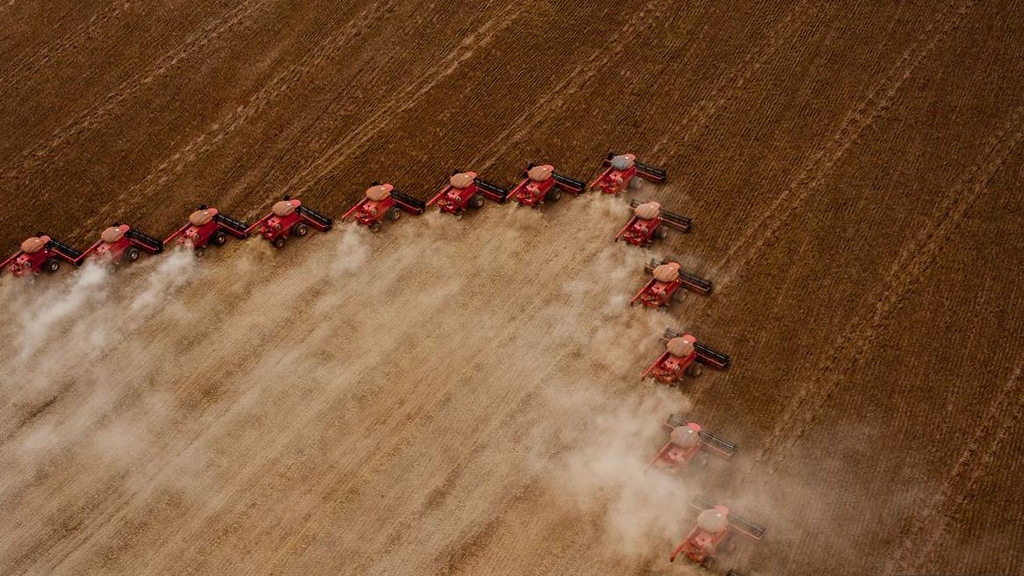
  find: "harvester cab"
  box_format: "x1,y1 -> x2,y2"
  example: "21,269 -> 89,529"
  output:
615,199 -> 691,247
343,182 -> 426,232
164,205 -> 250,255
1,233 -> 83,277
507,163 -> 585,207
630,257 -> 712,308
427,171 -> 510,216
670,497 -> 765,570
589,152 -> 667,195
642,329 -> 729,385
248,196 -> 333,248
649,414 -> 736,473
80,224 -> 164,264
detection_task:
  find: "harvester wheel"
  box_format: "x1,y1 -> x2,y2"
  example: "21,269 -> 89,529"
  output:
696,453 -> 710,467
272,237 -> 286,249
547,188 -> 562,202
195,248 -> 205,258
667,414 -> 686,427
212,230 -> 228,245
292,222 -> 309,237
686,363 -> 703,378
124,247 -> 141,262
629,177 -> 644,191
387,207 -> 402,220
654,226 -> 669,240
43,258 -> 60,273
470,194 -> 485,209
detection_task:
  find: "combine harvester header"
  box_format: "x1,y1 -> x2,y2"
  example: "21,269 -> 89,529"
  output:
642,329 -> 729,386
589,152 -> 666,195
427,171 -> 509,216
343,183 -> 425,232
507,163 -> 585,208
248,197 -> 333,248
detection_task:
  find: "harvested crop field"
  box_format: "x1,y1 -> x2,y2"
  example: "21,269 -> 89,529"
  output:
1,1 -> 1023,575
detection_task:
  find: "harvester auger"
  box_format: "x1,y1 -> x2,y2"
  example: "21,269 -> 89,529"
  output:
649,413 -> 735,474
1,233 -> 83,276
427,171 -> 510,216
164,205 -> 250,255
642,329 -> 729,386
615,199 -> 691,247
670,497 -> 765,572
507,163 -> 585,208
343,182 -> 426,232
247,196 -> 333,248
79,224 -> 164,264
631,257 -> 712,309
589,152 -> 667,195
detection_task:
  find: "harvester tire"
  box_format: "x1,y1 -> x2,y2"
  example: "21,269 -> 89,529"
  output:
212,230 -> 228,245
292,223 -> 309,237
629,177 -> 644,190
387,207 -> 402,221
686,363 -> 703,378
272,237 -> 286,249
470,194 -> 485,209
370,222 -> 381,233
547,188 -> 562,202
654,227 -> 669,240
124,247 -> 141,262
667,414 -> 686,427
696,453 -> 709,467
42,258 -> 60,273
195,248 -> 205,258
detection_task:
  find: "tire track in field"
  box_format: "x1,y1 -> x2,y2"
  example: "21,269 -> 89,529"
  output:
0,0 -> 270,186
713,0 -> 976,293
283,4 -> 526,201
0,1 -> 137,98
885,354 -> 1024,575
649,0 -> 816,158
467,0 -> 668,170
88,0 -> 393,232
755,105 -> 1024,463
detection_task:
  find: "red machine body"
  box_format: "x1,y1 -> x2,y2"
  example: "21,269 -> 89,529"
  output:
247,197 -> 333,248
649,414 -> 736,473
80,224 -> 164,264
164,205 -> 250,254
670,498 -> 765,571
642,329 -> 729,386
589,152 -> 667,195
615,199 -> 692,247
343,183 -> 426,231
631,258 -> 712,309
1,233 -> 83,277
507,163 -> 585,207
427,171 -> 510,216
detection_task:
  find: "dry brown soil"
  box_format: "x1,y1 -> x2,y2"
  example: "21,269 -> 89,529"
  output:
1,1 -> 1023,575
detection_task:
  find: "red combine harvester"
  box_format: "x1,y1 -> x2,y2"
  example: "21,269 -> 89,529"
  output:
589,152 -> 667,195
343,183 -> 426,232
631,257 -> 712,309
80,224 -> 164,264
649,414 -> 735,473
427,171 -> 510,216
507,163 -> 585,208
248,197 -> 333,248
670,497 -> 765,572
1,233 -> 83,276
164,205 -> 250,255
642,329 -> 729,385
615,199 -> 691,247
